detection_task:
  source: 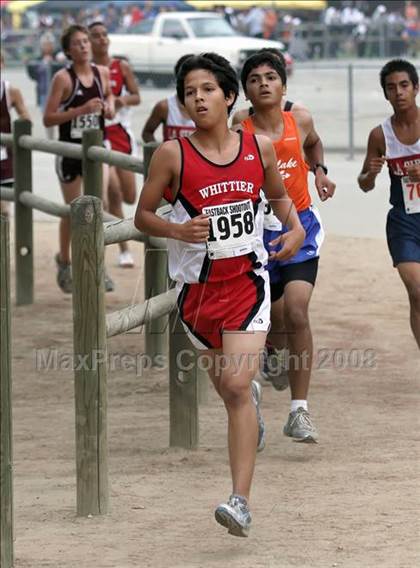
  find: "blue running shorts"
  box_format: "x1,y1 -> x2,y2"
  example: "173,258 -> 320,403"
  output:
386,207 -> 420,266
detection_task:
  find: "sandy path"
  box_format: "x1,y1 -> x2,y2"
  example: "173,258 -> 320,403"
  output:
5,221 -> 419,568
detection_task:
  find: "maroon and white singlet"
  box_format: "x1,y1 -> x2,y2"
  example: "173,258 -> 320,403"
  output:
0,80 -> 13,184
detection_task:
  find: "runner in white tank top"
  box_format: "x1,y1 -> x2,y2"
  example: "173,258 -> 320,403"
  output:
142,54 -> 195,143
358,58 -> 420,348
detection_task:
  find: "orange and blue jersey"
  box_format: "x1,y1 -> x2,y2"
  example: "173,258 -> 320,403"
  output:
242,111 -> 324,270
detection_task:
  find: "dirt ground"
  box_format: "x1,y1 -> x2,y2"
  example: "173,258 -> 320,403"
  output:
5,221 -> 419,568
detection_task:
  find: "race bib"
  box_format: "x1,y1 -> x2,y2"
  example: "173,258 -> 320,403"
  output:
203,199 -> 256,259
263,200 -> 283,231
0,145 -> 7,161
70,113 -> 101,139
402,176 -> 420,214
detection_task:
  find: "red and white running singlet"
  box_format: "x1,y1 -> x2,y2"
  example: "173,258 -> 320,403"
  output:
105,59 -> 137,155
167,131 -> 267,284
163,93 -> 195,141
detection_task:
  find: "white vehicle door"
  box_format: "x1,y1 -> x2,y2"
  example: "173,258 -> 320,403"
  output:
150,18 -> 191,74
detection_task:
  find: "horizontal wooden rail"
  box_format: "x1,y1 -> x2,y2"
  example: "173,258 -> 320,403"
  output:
0,133 -> 13,147
19,191 -> 69,217
106,288 -> 176,337
0,187 -> 14,201
19,135 -> 83,160
104,218 -> 147,245
103,204 -> 170,246
87,146 -> 144,174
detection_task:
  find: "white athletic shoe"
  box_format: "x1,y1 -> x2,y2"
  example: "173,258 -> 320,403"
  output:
118,251 -> 134,268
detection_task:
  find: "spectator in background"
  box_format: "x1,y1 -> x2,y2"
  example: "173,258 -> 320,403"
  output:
404,0 -> 419,56
263,8 -> 278,40
244,6 -> 265,39
121,7 -> 132,30
105,3 -> 119,32
26,32 -> 59,138
130,5 -> 144,26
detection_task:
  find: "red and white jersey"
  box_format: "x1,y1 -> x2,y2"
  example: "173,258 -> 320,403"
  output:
167,131 -> 267,284
105,58 -> 131,128
163,94 -> 195,141
0,80 -> 13,183
382,116 -> 420,210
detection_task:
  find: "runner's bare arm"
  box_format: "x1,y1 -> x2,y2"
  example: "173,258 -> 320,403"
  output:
99,65 -> 115,119
117,60 -> 141,109
141,99 -> 168,143
297,109 -> 336,201
358,126 -> 386,192
9,86 -> 31,121
257,134 -> 305,260
231,108 -> 250,127
134,141 -> 209,243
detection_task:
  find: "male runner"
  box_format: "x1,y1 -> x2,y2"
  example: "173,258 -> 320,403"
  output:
358,59 -> 420,348
233,48 -> 323,393
0,52 -> 31,216
240,51 -> 336,443
141,54 -> 195,143
231,48 -> 304,127
135,53 -> 305,537
44,25 -> 115,293
89,21 -> 141,268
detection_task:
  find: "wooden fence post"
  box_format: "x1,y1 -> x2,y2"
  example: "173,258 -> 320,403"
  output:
71,196 -> 108,516
143,142 -> 168,362
13,118 -> 33,306
169,309 -> 199,449
197,364 -> 209,405
82,130 -> 103,199
0,215 -> 13,567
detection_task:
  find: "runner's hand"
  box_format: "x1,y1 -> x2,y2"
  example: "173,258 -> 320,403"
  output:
269,227 -> 305,262
103,101 -> 115,120
114,97 -> 124,111
82,98 -> 103,114
406,164 -> 420,182
174,215 -> 210,243
367,156 -> 386,176
315,171 -> 336,201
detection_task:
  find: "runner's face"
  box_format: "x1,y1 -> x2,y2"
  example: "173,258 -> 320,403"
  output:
68,32 -> 91,63
245,63 -> 284,108
384,71 -> 418,111
183,69 -> 234,128
89,25 -> 109,57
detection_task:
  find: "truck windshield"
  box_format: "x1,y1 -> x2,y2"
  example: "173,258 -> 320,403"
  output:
187,17 -> 238,38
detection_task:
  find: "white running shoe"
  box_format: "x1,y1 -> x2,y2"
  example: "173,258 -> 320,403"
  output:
118,251 -> 134,268
215,495 -> 252,537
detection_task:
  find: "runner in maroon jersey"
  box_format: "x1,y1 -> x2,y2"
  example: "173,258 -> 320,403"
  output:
43,25 -> 115,293
141,54 -> 195,143
0,53 -> 31,216
89,21 -> 141,268
135,53 -> 305,537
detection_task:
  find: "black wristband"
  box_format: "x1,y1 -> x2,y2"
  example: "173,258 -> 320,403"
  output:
313,163 -> 328,175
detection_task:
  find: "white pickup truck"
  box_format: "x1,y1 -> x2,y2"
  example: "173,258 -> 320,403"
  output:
109,11 -> 292,87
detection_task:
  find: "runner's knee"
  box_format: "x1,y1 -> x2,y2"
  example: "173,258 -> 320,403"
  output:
284,305 -> 310,331
407,282 -> 420,311
219,375 -> 249,406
